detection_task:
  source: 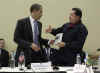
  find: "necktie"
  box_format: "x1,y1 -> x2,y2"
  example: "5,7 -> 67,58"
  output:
33,21 -> 39,46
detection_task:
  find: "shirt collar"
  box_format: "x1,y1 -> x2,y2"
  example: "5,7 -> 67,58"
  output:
29,16 -> 35,22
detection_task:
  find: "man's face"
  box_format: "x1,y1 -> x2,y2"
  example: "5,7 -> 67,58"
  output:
0,40 -> 5,49
69,10 -> 80,24
31,8 -> 43,20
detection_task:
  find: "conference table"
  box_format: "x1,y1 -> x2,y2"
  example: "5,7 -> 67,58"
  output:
0,66 -> 98,73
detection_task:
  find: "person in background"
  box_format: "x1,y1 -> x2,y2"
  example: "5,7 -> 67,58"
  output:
14,4 -> 49,66
0,39 -> 9,67
46,8 -> 88,66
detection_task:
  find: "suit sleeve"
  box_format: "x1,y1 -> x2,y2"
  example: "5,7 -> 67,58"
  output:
14,20 -> 32,49
51,24 -> 65,36
4,51 -> 9,67
2,50 -> 9,67
40,37 -> 49,48
39,23 -> 49,48
67,25 -> 88,50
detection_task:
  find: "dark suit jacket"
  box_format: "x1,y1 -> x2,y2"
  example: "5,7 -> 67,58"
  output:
0,49 -> 9,67
50,23 -> 88,66
14,17 -> 49,66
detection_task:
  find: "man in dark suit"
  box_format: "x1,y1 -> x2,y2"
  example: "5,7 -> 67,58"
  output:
0,39 -> 9,67
46,8 -> 88,66
14,4 -> 49,66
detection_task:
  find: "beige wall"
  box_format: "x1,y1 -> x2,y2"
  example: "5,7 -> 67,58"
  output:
0,0 -> 100,54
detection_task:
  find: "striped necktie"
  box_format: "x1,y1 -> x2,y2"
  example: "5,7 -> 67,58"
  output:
33,21 -> 39,46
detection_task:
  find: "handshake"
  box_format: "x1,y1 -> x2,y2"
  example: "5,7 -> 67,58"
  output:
31,25 -> 65,51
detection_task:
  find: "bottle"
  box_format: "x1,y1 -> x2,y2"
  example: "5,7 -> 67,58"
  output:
18,51 -> 25,70
76,54 -> 81,64
10,51 -> 15,68
98,56 -> 100,68
84,53 -> 88,65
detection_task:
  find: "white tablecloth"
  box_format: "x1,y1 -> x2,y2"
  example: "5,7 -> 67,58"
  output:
0,66 -> 94,73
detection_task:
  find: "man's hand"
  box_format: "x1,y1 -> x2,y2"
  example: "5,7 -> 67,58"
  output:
45,25 -> 52,33
49,40 -> 55,45
31,43 -> 40,51
56,42 -> 65,48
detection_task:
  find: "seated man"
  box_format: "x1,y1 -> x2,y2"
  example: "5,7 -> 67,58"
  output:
0,39 -> 9,67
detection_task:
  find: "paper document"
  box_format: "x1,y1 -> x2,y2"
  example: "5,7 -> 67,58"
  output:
51,33 -> 63,50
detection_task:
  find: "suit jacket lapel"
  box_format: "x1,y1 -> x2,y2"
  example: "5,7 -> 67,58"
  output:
26,17 -> 33,41
37,22 -> 41,35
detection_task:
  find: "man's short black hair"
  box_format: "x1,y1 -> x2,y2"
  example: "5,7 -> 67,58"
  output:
72,8 -> 82,18
30,3 -> 42,13
0,39 -> 4,41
